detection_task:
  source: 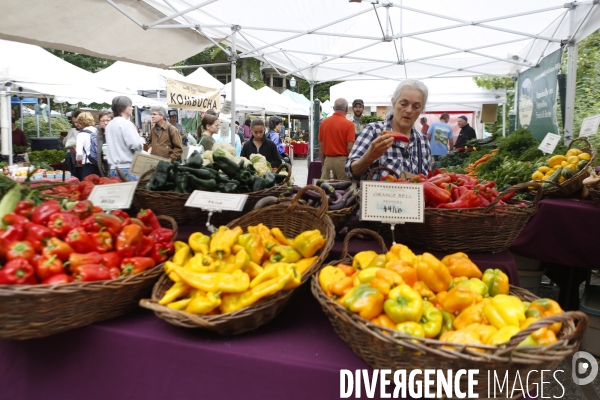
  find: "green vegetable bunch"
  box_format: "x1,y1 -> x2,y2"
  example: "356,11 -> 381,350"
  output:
29,149 -> 67,165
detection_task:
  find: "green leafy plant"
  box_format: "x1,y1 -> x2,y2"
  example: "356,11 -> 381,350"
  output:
29,150 -> 67,165
18,116 -> 72,139
360,115 -> 384,124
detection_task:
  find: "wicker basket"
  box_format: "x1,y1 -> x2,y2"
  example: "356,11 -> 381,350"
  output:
365,166 -> 543,253
587,183 -> 600,207
311,229 -> 588,400
139,185 -> 336,335
134,163 -> 292,226
0,215 -> 177,340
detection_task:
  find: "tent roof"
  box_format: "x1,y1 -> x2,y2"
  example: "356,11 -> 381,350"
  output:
281,90 -> 312,109
256,86 -> 309,116
185,68 -> 225,90
92,61 -> 189,93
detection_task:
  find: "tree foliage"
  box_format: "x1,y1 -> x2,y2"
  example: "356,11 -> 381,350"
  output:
44,49 -> 115,73
296,80 -> 340,103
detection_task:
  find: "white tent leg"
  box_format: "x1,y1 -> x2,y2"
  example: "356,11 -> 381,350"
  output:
48,97 -> 52,136
20,99 -> 24,131
231,28 -> 237,147
309,83 -> 314,163
0,91 -> 10,164
564,8 -> 578,146
502,103 -> 506,137
36,114 -> 40,138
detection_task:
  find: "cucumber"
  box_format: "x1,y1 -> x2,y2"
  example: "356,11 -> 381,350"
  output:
542,167 -> 562,189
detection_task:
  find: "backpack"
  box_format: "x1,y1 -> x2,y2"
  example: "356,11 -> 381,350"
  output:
88,130 -> 99,164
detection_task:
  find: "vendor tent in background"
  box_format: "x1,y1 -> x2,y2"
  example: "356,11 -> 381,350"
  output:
256,87 -> 309,116
185,68 -> 224,90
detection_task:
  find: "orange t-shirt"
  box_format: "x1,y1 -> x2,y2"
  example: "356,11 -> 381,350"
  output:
318,112 -> 356,157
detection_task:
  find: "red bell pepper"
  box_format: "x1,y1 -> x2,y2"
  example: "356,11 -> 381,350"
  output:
31,200 -> 62,226
477,194 -> 490,207
410,174 -> 427,183
68,190 -> 82,201
79,181 -> 95,200
149,228 -> 175,244
423,182 -> 451,207
71,200 -> 94,220
68,252 -> 104,271
381,175 -> 396,182
501,190 -> 517,202
438,190 -> 480,209
47,212 -> 82,237
35,254 -> 65,281
94,213 -> 123,236
116,224 -> 144,258
41,273 -> 73,285
83,174 -> 100,184
14,199 -> 36,219
110,209 -> 131,229
42,238 -> 74,262
150,241 -> 174,264
134,236 -> 155,257
0,259 -> 35,284
54,185 -> 70,194
0,224 -> 26,244
92,205 -> 103,214
2,212 -> 29,227
98,177 -> 113,185
90,231 -> 114,253
6,241 -> 36,261
101,252 -> 123,269
427,174 -> 452,186
82,215 -> 102,232
137,209 -> 161,232
129,218 -> 152,235
24,222 -> 55,251
120,257 -> 156,276
65,227 -> 96,253
74,264 -> 112,282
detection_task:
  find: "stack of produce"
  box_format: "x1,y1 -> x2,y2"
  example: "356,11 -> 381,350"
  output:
271,180 -> 357,211
318,245 -> 564,348
463,149 -> 497,177
158,224 -> 326,314
38,174 -> 122,201
0,197 -> 174,285
531,148 -> 592,187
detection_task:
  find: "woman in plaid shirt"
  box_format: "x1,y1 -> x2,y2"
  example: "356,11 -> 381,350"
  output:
345,80 -> 432,181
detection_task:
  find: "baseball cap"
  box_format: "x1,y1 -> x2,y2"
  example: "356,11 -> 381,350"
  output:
458,115 -> 468,121
352,99 -> 364,107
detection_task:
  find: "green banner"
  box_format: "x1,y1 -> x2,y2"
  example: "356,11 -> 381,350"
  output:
517,49 -> 562,141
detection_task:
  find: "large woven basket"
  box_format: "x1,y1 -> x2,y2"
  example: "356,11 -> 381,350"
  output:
587,183 -> 600,207
134,163 -> 292,226
0,215 -> 177,340
311,229 -> 588,400
366,166 -> 543,253
139,185 -> 336,335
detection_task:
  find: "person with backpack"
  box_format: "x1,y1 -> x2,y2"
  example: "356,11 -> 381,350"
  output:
75,111 -> 101,179
94,110 -> 113,177
147,106 -> 183,162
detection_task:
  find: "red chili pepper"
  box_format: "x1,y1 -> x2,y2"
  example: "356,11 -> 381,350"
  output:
0,259 -> 35,284
423,182 -> 451,207
110,209 -> 131,229
129,218 -> 152,235
71,200 -> 95,219
136,209 -> 161,232
427,174 -> 452,185
41,273 -> 73,285
149,228 -> 175,244
35,254 -> 65,281
120,257 -> 156,276
101,252 -> 123,270
94,213 -> 124,236
381,175 -> 396,182
31,200 -> 62,226
74,264 -> 112,282
47,212 -> 82,237
115,224 -> 144,258
382,130 -> 409,143
83,174 -> 100,184
2,212 -> 29,227
437,190 -> 480,209
150,241 -> 174,264
42,238 -> 74,262
477,194 -> 490,207
6,241 -> 36,261
24,222 -> 56,251
135,236 -> 155,257
65,227 -> 96,254
410,174 -> 427,183
501,190 -> 517,202
14,199 -> 36,219
68,252 -> 104,271
90,231 -> 114,253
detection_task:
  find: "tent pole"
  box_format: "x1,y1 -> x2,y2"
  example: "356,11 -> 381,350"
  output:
502,103 -> 506,137
20,99 -> 24,131
564,7 -> 578,146
36,114 -> 40,138
48,97 -> 52,137
230,27 -> 238,147
309,82 -> 314,163
0,91 -> 10,165
513,77 -> 518,129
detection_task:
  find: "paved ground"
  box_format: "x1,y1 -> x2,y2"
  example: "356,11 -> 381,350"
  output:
291,156 -> 309,187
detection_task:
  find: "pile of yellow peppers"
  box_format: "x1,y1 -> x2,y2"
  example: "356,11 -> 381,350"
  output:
318,246 -> 564,349
159,224 -> 325,315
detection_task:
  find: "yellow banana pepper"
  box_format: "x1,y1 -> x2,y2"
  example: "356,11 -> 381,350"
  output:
188,232 -> 211,255
487,326 -> 520,346
416,253 -> 452,293
483,295 -> 526,329
453,298 -> 491,330
386,244 -> 417,266
173,241 -> 192,266
419,301 -> 443,338
395,321 -> 425,338
352,251 -> 378,270
244,261 -> 264,280
210,226 -> 243,259
295,256 -> 318,275
271,227 -> 292,246
319,266 -> 346,297
526,298 -> 563,333
384,284 -> 424,324
441,286 -> 483,314
164,260 -> 183,282
167,297 -> 193,310
370,314 -> 397,330
220,270 -> 293,313
172,266 -> 250,293
159,281 -> 192,305
482,269 -> 510,297
215,254 -> 239,274
185,291 -> 222,315
248,224 -> 279,252
250,262 -> 300,290
184,253 -> 217,273
237,233 -> 265,264
270,245 -> 302,263
342,284 -> 385,320
292,230 -> 326,258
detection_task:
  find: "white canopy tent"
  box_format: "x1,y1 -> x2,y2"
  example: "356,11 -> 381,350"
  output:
281,90 -> 312,111
186,68 -> 225,90
256,87 -> 309,116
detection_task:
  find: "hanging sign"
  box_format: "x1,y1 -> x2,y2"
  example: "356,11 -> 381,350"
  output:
185,191 -> 248,212
130,152 -> 169,176
360,182 -> 424,223
88,181 -> 138,210
166,78 -> 221,112
538,132 -> 562,154
580,114 -> 600,137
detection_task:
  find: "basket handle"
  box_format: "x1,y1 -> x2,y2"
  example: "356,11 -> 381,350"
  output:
341,228 -> 388,259
497,311 -> 588,355
138,167 -> 157,184
366,166 -> 401,181
276,162 -> 293,185
568,137 -> 592,152
286,185 -> 329,219
482,181 -> 543,213
157,215 -> 178,238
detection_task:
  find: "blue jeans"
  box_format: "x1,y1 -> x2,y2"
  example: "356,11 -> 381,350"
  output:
109,168 -> 139,181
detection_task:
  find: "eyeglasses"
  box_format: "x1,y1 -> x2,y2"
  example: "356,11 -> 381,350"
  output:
100,119 -> 112,123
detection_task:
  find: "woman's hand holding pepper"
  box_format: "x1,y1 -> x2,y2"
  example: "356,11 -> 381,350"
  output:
364,134 -> 394,163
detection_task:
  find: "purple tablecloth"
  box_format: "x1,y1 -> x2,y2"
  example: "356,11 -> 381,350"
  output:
307,161 -> 322,185
511,198 -> 600,269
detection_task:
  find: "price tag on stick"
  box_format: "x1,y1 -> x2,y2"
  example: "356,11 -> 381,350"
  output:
579,114 -> 600,138
538,133 -> 562,154
130,152 -> 169,176
87,181 -> 139,211
185,191 -> 248,212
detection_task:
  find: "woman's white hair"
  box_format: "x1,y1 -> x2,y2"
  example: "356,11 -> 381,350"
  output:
385,79 -> 428,119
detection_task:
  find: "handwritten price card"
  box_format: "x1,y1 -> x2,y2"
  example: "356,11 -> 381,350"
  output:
88,181 -> 138,210
360,182 -> 424,223
185,191 -> 248,212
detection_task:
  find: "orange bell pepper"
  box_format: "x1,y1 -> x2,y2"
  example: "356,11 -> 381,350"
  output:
337,264 -> 357,277
526,298 -> 563,333
369,269 -> 404,296
370,314 -> 396,330
342,284 -> 385,320
329,276 -> 355,298
385,260 -> 417,286
412,281 -> 436,302
453,298 -> 491,330
445,257 -> 482,279
440,286 -> 482,314
416,253 -> 451,293
439,330 -> 483,352
482,268 -> 510,296
386,244 -> 417,266
462,323 -> 498,344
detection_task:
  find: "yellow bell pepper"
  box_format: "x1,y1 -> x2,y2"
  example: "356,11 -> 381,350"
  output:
365,254 -> 387,269
462,323 -> 498,344
412,281 -> 436,302
159,281 -> 192,305
330,276 -> 355,298
250,262 -> 301,290
220,269 -> 294,313
295,256 -> 318,275
318,266 -> 346,297
370,314 -> 397,330
453,299 -> 491,330
384,284 -> 423,324
248,224 -> 279,252
483,294 -> 526,329
342,284 -> 385,320
355,267 -> 381,286
185,291 -> 222,315
237,233 -> 265,264
487,326 -> 520,346
441,253 -> 483,279
173,241 -> 192,266
440,286 -> 482,314
455,278 -> 489,297
439,330 -> 483,352
386,244 -> 417,266
369,269 -> 404,296
416,253 -> 452,293
518,326 -> 558,347
188,232 -> 211,255
419,301 -> 443,338
270,245 -> 302,263
352,251 -> 378,270
526,298 -> 563,333
167,297 -> 193,310
292,230 -> 326,258
482,269 -> 510,297
172,266 -> 250,293
271,227 -> 292,246
385,261 -> 417,286
396,321 -> 425,338
210,226 -> 243,259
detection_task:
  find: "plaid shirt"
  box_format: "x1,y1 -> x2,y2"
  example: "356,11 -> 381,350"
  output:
345,116 -> 432,181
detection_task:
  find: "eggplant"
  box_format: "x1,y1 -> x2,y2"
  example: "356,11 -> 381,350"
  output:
329,181 -> 352,190
345,195 -> 357,207
329,192 -> 343,205
328,199 -> 347,211
342,190 -> 355,201
253,196 -> 279,210
307,199 -> 315,207
281,191 -> 295,197
302,190 -> 323,201
315,179 -> 325,187
320,182 -> 335,194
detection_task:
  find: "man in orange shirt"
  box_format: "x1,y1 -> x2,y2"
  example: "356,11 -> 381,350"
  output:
318,98 -> 356,181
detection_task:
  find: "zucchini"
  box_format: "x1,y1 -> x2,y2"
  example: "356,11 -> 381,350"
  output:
542,167 -> 562,189
561,167 -> 576,179
577,160 -> 588,171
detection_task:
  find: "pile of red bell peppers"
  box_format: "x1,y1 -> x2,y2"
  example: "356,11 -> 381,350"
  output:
381,169 -> 518,209
40,174 -> 122,201
0,199 -> 174,285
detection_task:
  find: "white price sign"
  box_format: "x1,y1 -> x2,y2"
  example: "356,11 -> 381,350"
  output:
88,181 -> 138,210
538,132 -> 562,154
185,191 -> 248,212
130,152 -> 169,176
360,182 -> 424,223
579,114 -> 600,137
